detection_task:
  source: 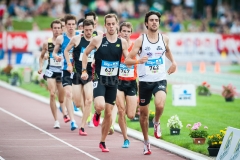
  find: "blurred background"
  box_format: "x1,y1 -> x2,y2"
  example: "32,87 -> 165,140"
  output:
0,0 -> 239,95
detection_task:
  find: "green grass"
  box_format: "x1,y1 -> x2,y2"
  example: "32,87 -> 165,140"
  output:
1,73 -> 239,156
229,70 -> 240,74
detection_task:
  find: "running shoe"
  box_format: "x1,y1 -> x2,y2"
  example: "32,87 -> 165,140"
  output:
99,142 -> 109,152
143,143 -> 151,155
153,118 -> 161,139
63,115 -> 70,123
122,139 -> 130,148
59,105 -> 62,112
93,112 -> 101,127
54,121 -> 60,129
73,103 -> 79,111
71,121 -> 78,131
79,128 -> 87,136
108,125 -> 114,135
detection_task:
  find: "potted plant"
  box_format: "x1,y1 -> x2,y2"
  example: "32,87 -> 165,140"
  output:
167,115 -> 183,135
207,129 -> 226,156
197,81 -> 211,96
187,122 -> 208,144
149,110 -> 155,128
9,68 -> 21,86
222,84 -> 237,102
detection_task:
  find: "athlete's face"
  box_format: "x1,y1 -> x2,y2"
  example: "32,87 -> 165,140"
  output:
105,17 -> 118,35
52,23 -> 62,37
86,16 -> 96,28
120,26 -> 132,41
61,21 -> 66,32
146,15 -> 159,32
83,25 -> 94,39
66,19 -> 76,33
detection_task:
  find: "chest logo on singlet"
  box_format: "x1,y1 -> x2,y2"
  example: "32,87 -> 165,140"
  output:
116,44 -> 120,47
145,58 -> 164,75
79,47 -> 95,62
100,60 -> 119,76
102,41 -> 108,47
145,46 -> 150,51
157,46 -> 163,50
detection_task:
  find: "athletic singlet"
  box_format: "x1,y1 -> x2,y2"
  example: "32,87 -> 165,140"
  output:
138,33 -> 166,82
73,34 -> 95,74
62,32 -> 79,70
94,35 -> 122,85
119,42 -> 137,81
48,38 -> 62,73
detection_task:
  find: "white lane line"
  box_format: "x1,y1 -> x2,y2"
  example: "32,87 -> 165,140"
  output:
0,107 -> 100,160
0,156 -> 5,160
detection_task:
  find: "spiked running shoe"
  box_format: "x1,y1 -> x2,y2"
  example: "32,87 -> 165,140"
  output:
108,125 -> 114,135
63,115 -> 70,123
93,112 -> 101,127
99,142 -> 109,152
143,143 -> 151,155
153,122 -> 162,139
122,139 -> 130,148
71,121 -> 78,131
79,128 -> 87,136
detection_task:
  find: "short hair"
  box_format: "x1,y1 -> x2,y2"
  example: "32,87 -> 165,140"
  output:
85,11 -> 97,20
77,18 -> 85,26
50,19 -> 62,28
59,17 -> 65,23
64,14 -> 77,24
83,19 -> 94,28
119,22 -> 133,33
104,13 -> 118,24
144,11 -> 161,29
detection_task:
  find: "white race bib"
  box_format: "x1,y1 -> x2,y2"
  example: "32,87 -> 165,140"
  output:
145,58 -> 164,75
79,47 -> 95,62
119,63 -> 134,78
100,60 -> 119,76
50,58 -> 62,67
45,69 -> 53,77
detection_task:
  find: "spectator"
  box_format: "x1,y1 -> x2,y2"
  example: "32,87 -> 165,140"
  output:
171,16 -> 182,32
230,19 -> 240,34
4,15 -> 13,31
32,22 -> 40,31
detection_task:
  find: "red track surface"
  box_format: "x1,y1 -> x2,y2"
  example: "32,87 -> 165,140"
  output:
0,87 -> 185,160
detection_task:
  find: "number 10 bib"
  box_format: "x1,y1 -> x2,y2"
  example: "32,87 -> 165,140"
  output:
100,60 -> 119,76
145,58 -> 164,75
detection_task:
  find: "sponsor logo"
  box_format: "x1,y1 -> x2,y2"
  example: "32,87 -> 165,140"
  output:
102,41 -> 108,47
158,85 -> 165,89
7,33 -> 28,52
179,90 -> 191,100
140,99 -> 145,103
230,139 -> 240,160
146,52 -> 152,57
219,132 -> 233,160
92,34 -> 96,37
145,46 -> 150,51
116,44 -> 120,47
157,46 -> 162,50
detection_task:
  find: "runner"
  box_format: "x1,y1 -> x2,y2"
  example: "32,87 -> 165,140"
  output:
112,22 -> 138,148
77,18 -> 84,30
64,19 -> 95,136
85,11 -> 103,35
125,11 -> 177,155
38,19 -> 70,129
81,13 -> 129,152
53,14 -> 79,131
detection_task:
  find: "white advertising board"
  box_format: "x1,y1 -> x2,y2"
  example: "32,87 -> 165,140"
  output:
172,84 -> 196,106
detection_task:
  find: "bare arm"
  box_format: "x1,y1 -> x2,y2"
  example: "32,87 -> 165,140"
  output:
97,30 -> 104,36
121,38 -> 129,58
125,36 -> 148,65
163,35 -> 177,75
52,35 -> 63,61
38,42 -> 48,74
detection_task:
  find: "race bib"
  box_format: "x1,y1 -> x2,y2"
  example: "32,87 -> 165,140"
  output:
79,47 -> 95,62
100,60 -> 119,76
119,63 -> 134,78
50,58 -> 62,67
45,69 -> 53,77
70,72 -> 74,79
93,81 -> 98,89
145,58 -> 164,75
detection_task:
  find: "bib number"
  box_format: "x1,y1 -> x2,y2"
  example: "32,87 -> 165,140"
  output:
50,58 -> 62,67
45,69 -> 53,77
119,63 -> 134,78
145,58 -> 164,75
100,60 -> 119,76
79,48 -> 95,62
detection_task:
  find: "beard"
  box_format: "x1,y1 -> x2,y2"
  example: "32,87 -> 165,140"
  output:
149,28 -> 158,32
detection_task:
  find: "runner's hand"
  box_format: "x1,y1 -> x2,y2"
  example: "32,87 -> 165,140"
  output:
139,56 -> 148,64
81,72 -> 88,80
67,65 -> 73,73
55,56 -> 62,62
38,68 -> 42,74
167,62 -> 177,75
44,53 -> 49,60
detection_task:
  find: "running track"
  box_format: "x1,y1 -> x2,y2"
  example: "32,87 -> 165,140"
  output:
0,87 -> 185,160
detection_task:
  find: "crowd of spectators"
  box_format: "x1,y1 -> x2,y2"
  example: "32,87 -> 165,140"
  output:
0,0 -> 239,34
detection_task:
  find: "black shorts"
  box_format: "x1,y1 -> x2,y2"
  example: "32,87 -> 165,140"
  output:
118,80 -> 137,96
93,80 -> 117,105
74,72 -> 92,85
44,70 -> 62,82
139,80 -> 167,106
62,70 -> 78,87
